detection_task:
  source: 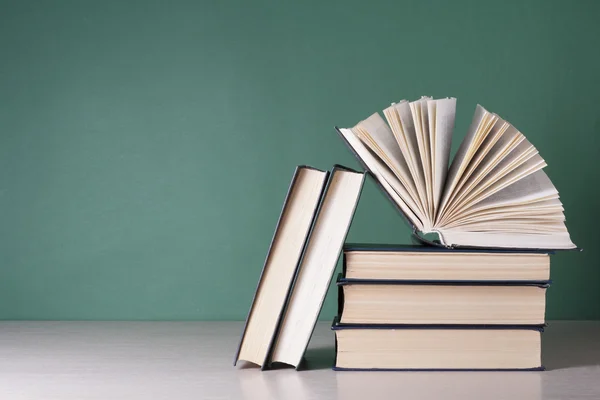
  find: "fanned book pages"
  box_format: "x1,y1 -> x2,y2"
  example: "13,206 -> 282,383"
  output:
336,97 -> 577,250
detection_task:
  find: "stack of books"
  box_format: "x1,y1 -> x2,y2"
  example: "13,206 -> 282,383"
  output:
333,244 -> 551,370
234,96 -> 578,371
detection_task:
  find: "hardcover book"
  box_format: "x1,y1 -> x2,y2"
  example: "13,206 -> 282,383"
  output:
332,317 -> 545,371
342,243 -> 552,281
336,274 -> 549,325
336,97 -> 577,250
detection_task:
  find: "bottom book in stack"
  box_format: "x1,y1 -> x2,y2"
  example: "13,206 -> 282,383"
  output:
332,243 -> 551,371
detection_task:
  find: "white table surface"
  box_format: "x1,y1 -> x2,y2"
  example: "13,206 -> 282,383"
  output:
0,321 -> 599,400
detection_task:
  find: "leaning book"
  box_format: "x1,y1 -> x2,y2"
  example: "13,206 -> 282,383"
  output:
234,166 -> 328,368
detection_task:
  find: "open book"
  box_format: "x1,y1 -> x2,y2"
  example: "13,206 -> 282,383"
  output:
337,97 -> 576,250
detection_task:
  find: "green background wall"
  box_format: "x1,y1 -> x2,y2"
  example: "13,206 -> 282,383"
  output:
1,0 -> 598,320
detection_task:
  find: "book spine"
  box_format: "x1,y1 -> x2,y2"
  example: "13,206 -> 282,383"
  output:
336,278 -> 551,287
337,279 -> 345,317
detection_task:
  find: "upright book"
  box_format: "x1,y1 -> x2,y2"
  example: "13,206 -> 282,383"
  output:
336,97 -> 577,250
269,166 -> 365,369
235,165 -> 365,369
234,166 -> 329,368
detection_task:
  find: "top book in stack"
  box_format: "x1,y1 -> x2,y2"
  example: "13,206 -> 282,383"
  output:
336,97 -> 577,250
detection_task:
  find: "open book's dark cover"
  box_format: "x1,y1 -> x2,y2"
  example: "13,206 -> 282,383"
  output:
331,317 -> 545,371
343,242 -> 555,255
335,126 -> 581,252
267,165 -> 366,370
234,165 -> 329,369
334,126 -> 426,241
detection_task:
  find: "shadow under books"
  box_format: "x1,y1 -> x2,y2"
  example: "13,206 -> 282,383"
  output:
242,323 -> 600,372
542,323 -> 600,370
268,323 -> 600,371
267,346 -> 335,371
